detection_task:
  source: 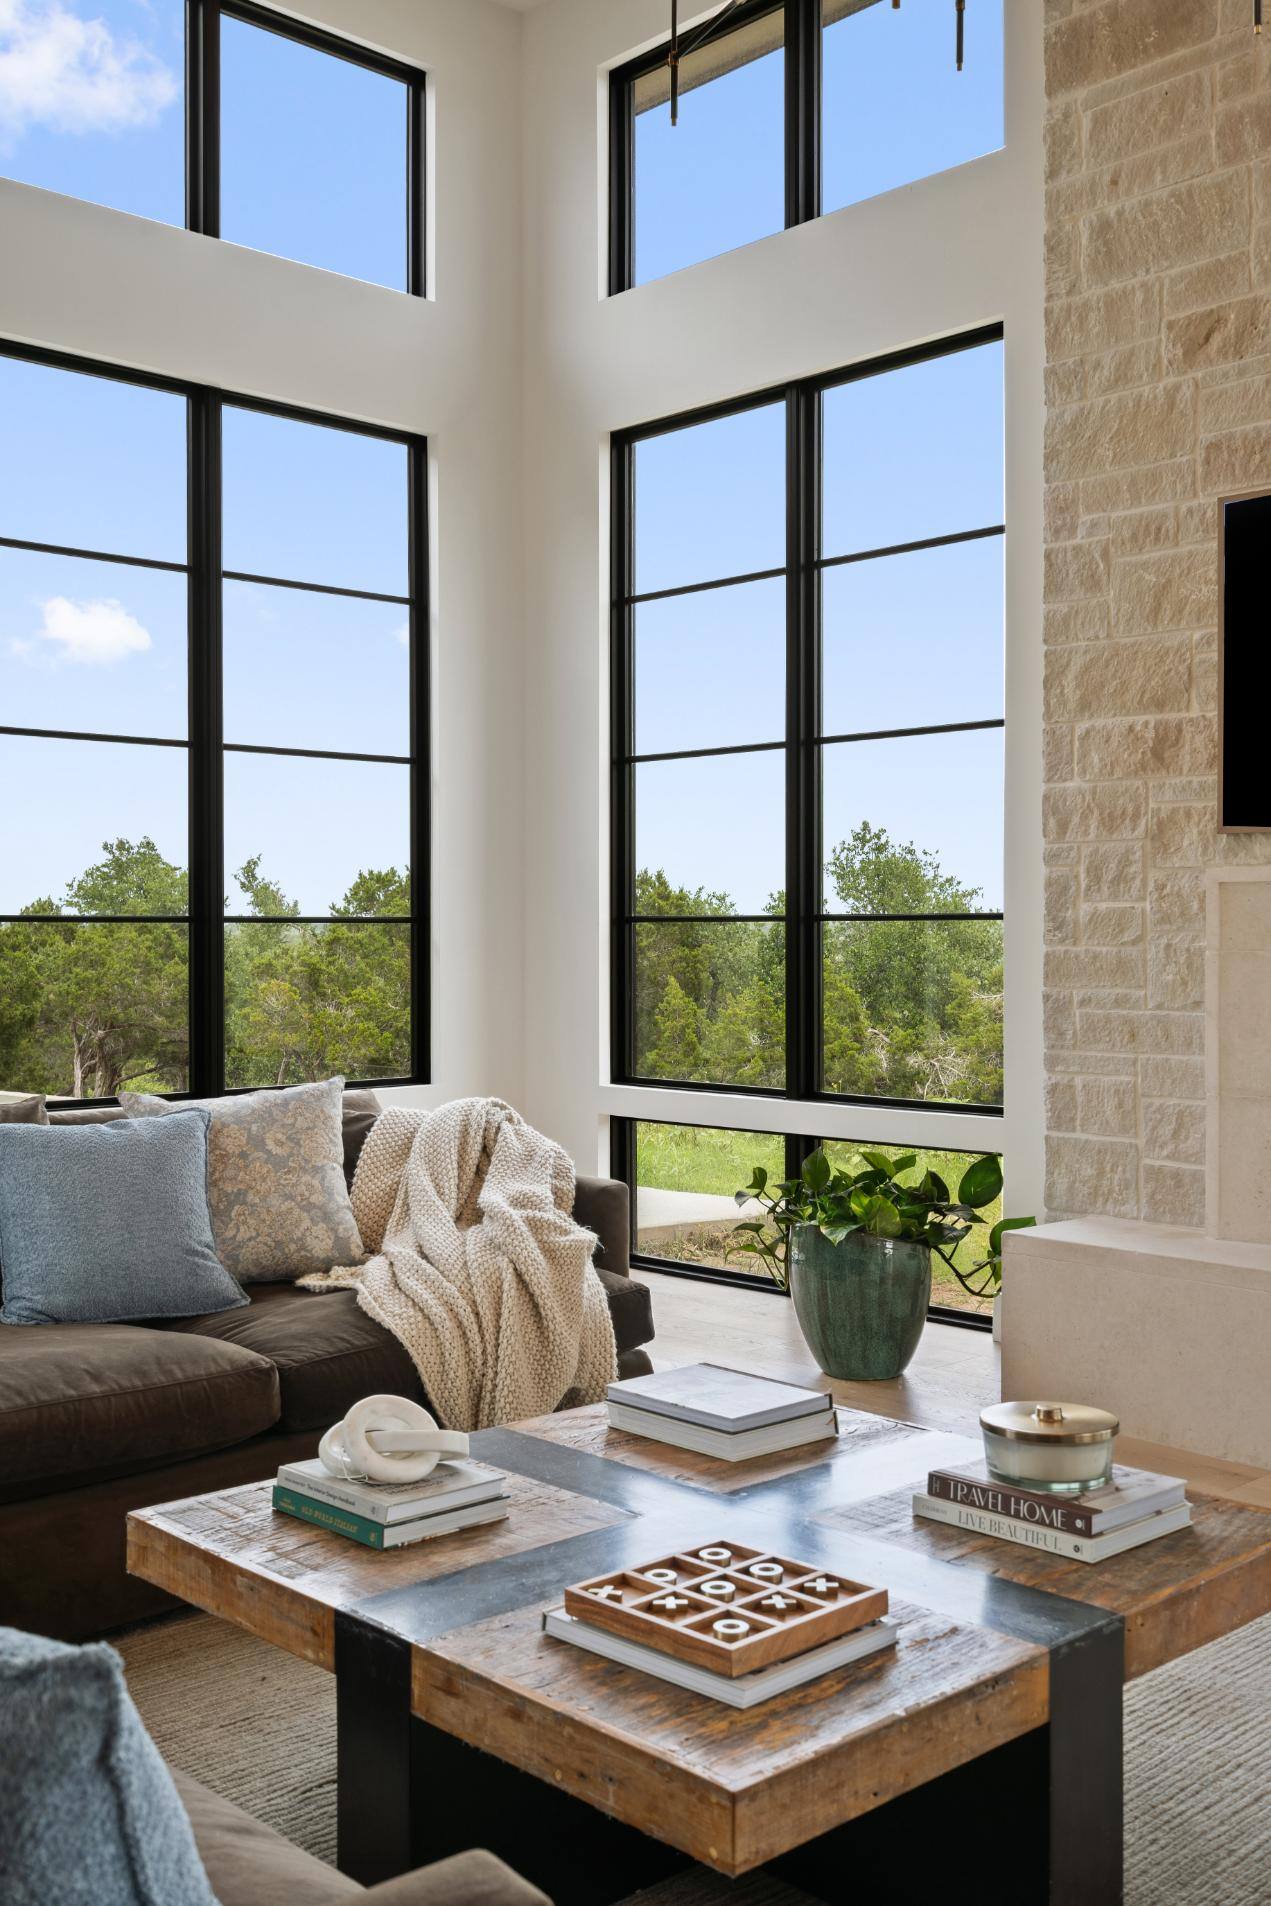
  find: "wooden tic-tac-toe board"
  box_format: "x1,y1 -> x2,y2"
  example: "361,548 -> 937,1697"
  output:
562,1539 -> 889,1677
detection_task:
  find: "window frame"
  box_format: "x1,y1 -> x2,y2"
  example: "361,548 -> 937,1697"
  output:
611,323 -> 1005,1121
611,1115 -> 995,1330
0,335 -> 430,1103
187,0 -> 426,295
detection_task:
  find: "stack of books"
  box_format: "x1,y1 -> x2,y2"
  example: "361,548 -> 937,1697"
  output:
606,1363 -> 837,1462
273,1456 -> 510,1550
913,1461 -> 1190,1563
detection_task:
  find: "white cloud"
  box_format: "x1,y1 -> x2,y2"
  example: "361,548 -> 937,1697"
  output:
33,594 -> 152,664
0,0 -> 177,150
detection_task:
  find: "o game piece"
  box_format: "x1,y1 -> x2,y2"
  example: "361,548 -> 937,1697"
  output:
748,1561 -> 783,1581
698,1547 -> 733,1565
700,1579 -> 736,1599
712,1619 -> 750,1638
645,1569 -> 678,1586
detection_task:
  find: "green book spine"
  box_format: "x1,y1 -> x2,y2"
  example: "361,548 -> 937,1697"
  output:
272,1487 -> 386,1549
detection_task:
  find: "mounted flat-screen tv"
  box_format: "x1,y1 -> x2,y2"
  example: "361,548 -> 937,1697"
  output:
1220,490 -> 1271,832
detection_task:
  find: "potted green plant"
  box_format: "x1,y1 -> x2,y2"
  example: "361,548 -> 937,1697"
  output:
731,1149 -> 1035,1381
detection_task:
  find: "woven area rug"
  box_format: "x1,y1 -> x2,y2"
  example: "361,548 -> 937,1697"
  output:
117,1609 -> 1271,1905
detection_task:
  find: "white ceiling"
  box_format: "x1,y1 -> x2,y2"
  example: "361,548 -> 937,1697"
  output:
490,0 -> 555,9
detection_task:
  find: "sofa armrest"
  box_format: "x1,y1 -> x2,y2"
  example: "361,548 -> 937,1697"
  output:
349,1851 -> 551,1906
573,1174 -> 630,1278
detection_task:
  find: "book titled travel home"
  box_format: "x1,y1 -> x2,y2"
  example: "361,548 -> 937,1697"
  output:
925,1462 -> 1186,1539
607,1364 -> 832,1432
912,1491 -> 1192,1563
275,1456 -> 507,1525
272,1487 -> 509,1550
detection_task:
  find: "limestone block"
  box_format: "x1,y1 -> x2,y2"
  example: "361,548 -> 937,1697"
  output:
1075,1008 -> 1204,1054
1046,281 -> 1160,365
1216,91 -> 1271,166
1044,1132 -> 1140,1216
1074,714 -> 1216,781
1044,539 -> 1110,602
1141,1160 -> 1207,1224
1042,724 -> 1075,783
1166,294 -> 1271,374
1082,841 -> 1146,901
1149,868 -> 1207,926
1045,637 -> 1191,721
1080,458 -> 1195,515
1044,780 -> 1147,842
1200,423 -> 1271,492
1045,868 -> 1079,943
1105,133 -> 1218,208
1044,988 -> 1077,1049
1165,251 -> 1252,318
1110,506 -> 1177,556
1045,1074 -> 1079,1132
1046,383 -> 1193,479
1045,600 -> 1110,644
1081,903 -> 1144,945
1112,546 -> 1217,636
1143,1097 -> 1207,1166
1142,1054 -> 1206,1098
1077,1074 -> 1139,1137
1085,340 -> 1164,398
1045,106 -> 1084,183
1176,499 -> 1221,543
1085,69 -> 1211,165
1084,173 -> 1249,289
1045,0 -> 1218,99
1150,803 -> 1218,867
1045,946 -> 1145,989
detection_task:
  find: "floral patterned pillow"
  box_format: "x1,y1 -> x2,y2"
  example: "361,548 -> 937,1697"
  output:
119,1077 -> 365,1283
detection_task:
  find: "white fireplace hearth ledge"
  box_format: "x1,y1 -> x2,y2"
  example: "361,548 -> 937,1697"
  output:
1001,1218 -> 1271,1470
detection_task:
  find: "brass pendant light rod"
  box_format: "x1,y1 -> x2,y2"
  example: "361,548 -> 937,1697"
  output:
667,0 -> 752,124
1256,0 -> 1263,35
956,0 -> 966,71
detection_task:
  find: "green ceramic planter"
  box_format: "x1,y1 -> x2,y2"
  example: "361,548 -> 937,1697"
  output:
788,1225 -> 932,1381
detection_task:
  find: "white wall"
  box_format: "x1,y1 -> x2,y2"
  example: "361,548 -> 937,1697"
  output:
0,0 -> 527,1114
517,0 -> 1046,1214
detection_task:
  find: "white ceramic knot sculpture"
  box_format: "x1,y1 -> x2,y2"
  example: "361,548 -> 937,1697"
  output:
318,1394 -> 470,1484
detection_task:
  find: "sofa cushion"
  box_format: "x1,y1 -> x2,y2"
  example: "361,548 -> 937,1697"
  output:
171,1768 -> 360,1906
0,1323 -> 280,1493
595,1266 -> 654,1357
0,1111 -> 247,1328
120,1078 -> 365,1285
0,1094 -> 48,1125
166,1283 -> 425,1432
0,1629 -> 216,1906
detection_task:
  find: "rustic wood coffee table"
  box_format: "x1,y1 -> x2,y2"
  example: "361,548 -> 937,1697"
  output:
128,1404 -> 1271,1906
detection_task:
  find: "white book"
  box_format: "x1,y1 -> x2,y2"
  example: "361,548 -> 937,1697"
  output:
927,1460 -> 1187,1535
607,1399 -> 836,1462
275,1456 -> 507,1525
542,1608 -> 896,1708
376,1498 -> 510,1549
912,1491 -> 1193,1563
607,1363 -> 831,1432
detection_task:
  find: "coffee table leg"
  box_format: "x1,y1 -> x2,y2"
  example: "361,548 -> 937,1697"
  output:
1048,1618 -> 1124,1906
335,1614 -> 420,1884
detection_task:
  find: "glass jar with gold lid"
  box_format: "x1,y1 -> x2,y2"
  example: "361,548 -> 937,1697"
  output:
980,1401 -> 1119,1494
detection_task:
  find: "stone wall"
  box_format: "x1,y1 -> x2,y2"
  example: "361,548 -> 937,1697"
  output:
1043,0 -> 1271,1228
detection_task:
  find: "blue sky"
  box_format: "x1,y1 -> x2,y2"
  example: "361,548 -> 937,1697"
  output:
1,0 -> 1003,926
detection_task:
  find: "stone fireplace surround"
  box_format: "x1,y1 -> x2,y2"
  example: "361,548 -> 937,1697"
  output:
1009,4 -> 1271,1464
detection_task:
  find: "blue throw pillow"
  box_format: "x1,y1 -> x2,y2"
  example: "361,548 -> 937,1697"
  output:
0,1110 -> 247,1327
0,1626 -> 217,1906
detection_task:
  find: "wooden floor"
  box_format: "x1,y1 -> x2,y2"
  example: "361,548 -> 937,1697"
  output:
637,1267 -> 1271,1510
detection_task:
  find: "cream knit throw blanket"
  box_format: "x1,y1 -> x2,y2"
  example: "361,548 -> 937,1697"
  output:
299,1098 -> 617,1430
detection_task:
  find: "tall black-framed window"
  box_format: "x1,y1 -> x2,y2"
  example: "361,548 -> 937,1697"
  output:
0,337 -> 428,1104
611,324 -> 1004,1121
609,0 -> 1004,294
0,1 -> 424,295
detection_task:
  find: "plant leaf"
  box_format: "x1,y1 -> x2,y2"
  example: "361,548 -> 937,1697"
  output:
958,1155 -> 1003,1209
801,1148 -> 831,1194
859,1149 -> 897,1176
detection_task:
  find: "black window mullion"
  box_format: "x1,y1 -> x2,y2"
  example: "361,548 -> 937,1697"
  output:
186,0 -> 220,238
187,388 -> 224,1095
786,0 -> 820,228
408,75 -> 426,298
407,435 -> 430,1084
786,382 -> 820,1104
610,438 -> 636,1080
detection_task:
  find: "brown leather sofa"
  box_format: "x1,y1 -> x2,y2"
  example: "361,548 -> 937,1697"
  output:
0,1092 -> 653,1641
175,1768 -> 549,1906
